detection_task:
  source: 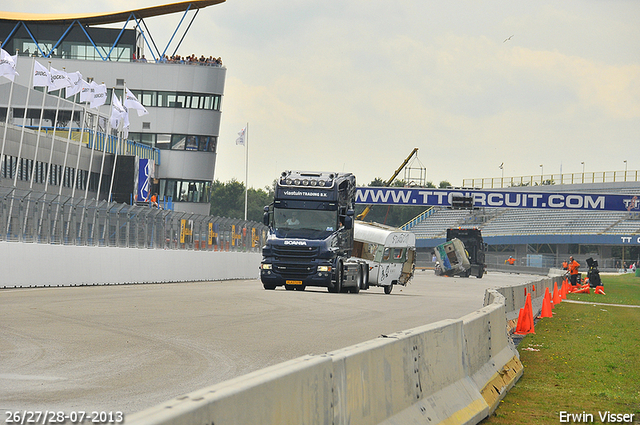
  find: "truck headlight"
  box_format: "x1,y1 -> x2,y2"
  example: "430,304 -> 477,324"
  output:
261,264 -> 272,270
317,265 -> 331,272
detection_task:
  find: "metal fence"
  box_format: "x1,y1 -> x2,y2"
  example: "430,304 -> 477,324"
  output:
0,188 -> 268,252
462,169 -> 640,189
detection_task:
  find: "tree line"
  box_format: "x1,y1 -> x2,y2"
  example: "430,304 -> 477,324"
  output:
209,178 -> 452,228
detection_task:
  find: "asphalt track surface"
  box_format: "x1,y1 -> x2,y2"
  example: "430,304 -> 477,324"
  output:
0,271 -> 539,416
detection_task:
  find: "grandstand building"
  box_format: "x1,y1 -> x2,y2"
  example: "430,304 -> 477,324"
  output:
0,0 -> 225,215
405,179 -> 640,270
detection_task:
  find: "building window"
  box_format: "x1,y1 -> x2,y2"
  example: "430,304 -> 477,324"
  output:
130,90 -> 221,111
130,132 -> 216,152
159,179 -> 212,203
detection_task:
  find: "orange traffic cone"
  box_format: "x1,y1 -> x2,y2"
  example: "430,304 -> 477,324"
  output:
595,286 -> 606,295
515,293 -> 535,335
574,285 -> 590,294
552,282 -> 561,307
514,307 -> 527,334
539,288 -> 553,318
526,293 -> 535,332
514,307 -> 534,335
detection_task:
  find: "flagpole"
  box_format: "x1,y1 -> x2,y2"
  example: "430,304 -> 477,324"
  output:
28,61 -> 50,190
0,52 -> 16,181
107,128 -> 120,203
108,86 -> 127,203
68,99 -> 89,242
23,60 -> 50,239
7,57 -> 35,236
96,87 -> 115,201
52,83 -> 79,234
13,58 -> 36,188
43,69 -> 66,194
39,85 -> 63,240
85,93 -> 104,201
93,87 -> 115,244
244,122 -> 248,221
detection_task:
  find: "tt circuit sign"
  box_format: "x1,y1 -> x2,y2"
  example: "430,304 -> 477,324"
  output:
355,187 -> 640,213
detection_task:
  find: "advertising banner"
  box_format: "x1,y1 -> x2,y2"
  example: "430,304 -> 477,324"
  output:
355,187 -> 640,212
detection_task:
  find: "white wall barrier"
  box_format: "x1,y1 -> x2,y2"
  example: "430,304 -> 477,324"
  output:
127,275 -> 563,425
0,241 -> 261,288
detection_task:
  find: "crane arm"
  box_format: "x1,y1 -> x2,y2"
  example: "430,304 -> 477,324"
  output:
356,148 -> 419,220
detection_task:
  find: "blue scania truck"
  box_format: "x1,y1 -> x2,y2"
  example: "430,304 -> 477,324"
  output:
260,170 -> 367,293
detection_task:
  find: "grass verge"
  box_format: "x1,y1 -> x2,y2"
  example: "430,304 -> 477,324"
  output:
481,273 -> 640,424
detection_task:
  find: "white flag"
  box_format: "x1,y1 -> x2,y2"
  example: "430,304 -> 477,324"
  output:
124,87 -> 148,116
0,48 -> 19,81
90,82 -> 107,109
33,61 -> 50,87
48,67 -> 72,92
79,79 -> 93,103
109,94 -> 128,129
236,127 -> 246,146
65,71 -> 84,98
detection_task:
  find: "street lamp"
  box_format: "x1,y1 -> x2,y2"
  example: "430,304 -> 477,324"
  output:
624,160 -> 628,181
581,162 -> 585,183
539,164 -> 543,184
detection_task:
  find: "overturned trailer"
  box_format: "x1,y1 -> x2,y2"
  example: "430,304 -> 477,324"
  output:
434,238 -> 471,277
353,221 -> 416,294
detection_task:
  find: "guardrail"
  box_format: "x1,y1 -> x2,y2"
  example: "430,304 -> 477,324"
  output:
0,189 -> 267,251
127,275 -> 562,425
463,170 -> 640,189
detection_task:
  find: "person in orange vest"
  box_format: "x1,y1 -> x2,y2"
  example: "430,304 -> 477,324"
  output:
505,256 -> 516,265
150,193 -> 160,208
567,256 -> 580,286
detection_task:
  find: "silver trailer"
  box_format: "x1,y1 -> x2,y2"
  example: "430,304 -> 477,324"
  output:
352,221 -> 416,294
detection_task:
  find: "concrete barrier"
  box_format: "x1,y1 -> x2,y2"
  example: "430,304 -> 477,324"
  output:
127,355 -> 334,425
0,241 -> 261,288
330,320 -> 487,425
127,276 -> 565,425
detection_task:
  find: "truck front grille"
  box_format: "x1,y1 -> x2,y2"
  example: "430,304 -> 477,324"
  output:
273,245 -> 319,259
274,263 -> 317,277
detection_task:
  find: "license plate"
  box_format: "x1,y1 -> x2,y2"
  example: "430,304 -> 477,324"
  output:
286,280 -> 303,285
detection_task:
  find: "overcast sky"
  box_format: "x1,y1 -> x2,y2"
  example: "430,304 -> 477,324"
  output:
5,1 -> 640,190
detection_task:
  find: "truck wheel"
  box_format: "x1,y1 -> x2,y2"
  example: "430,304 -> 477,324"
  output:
351,266 -> 361,294
363,266 -> 370,290
263,284 -> 276,290
477,268 -> 484,279
384,284 -> 393,295
295,286 -> 306,291
328,262 -> 343,293
285,285 -> 295,291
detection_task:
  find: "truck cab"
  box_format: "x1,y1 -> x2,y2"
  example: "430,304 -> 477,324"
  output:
260,171 -> 363,293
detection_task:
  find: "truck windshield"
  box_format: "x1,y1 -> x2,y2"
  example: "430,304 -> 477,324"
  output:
273,207 -> 338,238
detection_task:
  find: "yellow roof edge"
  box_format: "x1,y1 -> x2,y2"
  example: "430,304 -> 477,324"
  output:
0,0 -> 225,26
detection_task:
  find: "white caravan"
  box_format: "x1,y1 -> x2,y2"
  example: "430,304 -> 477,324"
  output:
353,221 -> 416,294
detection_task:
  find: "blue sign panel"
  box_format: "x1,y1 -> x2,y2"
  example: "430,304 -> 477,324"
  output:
138,159 -> 152,202
355,187 -> 640,212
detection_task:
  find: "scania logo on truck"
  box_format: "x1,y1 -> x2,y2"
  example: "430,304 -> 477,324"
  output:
284,240 -> 307,245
